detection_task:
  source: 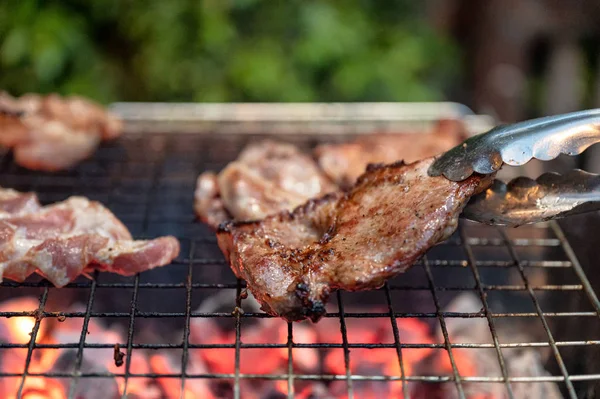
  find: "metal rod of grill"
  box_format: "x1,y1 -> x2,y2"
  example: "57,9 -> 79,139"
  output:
0,112 -> 598,398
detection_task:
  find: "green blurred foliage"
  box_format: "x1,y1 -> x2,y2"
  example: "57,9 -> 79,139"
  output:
0,0 -> 459,104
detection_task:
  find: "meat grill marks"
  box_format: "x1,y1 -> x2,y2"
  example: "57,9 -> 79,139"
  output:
195,140 -> 336,228
218,158 -> 493,322
0,92 -> 122,171
314,119 -> 468,188
0,188 -> 180,287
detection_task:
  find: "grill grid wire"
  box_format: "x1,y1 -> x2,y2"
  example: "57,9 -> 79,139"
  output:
0,133 -> 598,399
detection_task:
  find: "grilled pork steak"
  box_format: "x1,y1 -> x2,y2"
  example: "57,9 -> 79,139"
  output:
194,172 -> 231,229
314,120 -> 467,188
0,188 -> 179,287
0,92 -> 122,171
196,123 -> 465,228
217,158 -> 492,322
195,140 -> 336,228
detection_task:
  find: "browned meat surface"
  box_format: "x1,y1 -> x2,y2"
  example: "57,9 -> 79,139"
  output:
217,158 -> 492,321
195,141 -> 336,228
194,172 -> 232,229
0,92 -> 122,171
0,187 -> 180,287
314,120 -> 467,188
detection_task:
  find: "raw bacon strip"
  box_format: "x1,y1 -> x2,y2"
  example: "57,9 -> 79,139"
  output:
0,190 -> 180,287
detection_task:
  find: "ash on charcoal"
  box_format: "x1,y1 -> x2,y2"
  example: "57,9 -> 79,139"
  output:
264,391 -> 286,399
415,293 -> 563,399
0,287 -> 568,399
53,349 -> 120,399
196,289 -> 263,330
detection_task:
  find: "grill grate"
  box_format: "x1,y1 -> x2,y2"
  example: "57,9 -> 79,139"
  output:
0,132 -> 599,399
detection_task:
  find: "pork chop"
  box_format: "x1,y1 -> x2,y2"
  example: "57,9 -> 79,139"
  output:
0,92 -> 122,171
195,140 -> 336,228
217,157 -> 492,322
314,120 -> 467,188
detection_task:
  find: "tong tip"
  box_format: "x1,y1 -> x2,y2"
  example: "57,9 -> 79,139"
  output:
429,109 -> 600,181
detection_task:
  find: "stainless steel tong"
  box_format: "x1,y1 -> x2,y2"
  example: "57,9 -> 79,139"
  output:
428,109 -> 600,226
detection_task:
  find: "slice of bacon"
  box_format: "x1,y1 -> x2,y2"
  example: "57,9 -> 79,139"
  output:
0,188 -> 180,287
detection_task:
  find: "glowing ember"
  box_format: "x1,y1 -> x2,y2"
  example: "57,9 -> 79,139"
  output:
150,354 -> 214,399
0,298 -> 156,398
190,316 -> 319,376
0,294 -> 558,398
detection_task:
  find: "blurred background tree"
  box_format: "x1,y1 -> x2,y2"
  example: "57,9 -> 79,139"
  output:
0,0 -> 459,104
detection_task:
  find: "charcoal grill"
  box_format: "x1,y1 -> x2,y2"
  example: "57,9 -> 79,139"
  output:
0,103 -> 599,399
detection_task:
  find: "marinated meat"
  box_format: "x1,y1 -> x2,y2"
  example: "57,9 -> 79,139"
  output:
314,120 -> 467,188
0,92 -> 122,171
10,117 -> 102,172
194,172 -> 231,228
196,122 -> 466,227
0,188 -> 41,216
0,92 -> 121,140
0,188 -> 180,287
217,158 -> 492,322
195,141 -> 336,228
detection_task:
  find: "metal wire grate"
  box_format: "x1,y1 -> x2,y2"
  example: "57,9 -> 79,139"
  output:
0,132 -> 599,399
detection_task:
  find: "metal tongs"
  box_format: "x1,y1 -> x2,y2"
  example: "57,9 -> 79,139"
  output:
428,109 -> 600,226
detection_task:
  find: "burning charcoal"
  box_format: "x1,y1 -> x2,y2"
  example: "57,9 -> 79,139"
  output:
188,291 -> 322,397
265,381 -> 333,399
51,304 -> 155,397
295,383 -> 334,399
53,349 -> 120,399
316,307 -> 420,397
322,312 -> 436,398
412,349 -> 503,398
195,289 -> 263,330
412,293 -> 562,399
289,324 -> 319,371
264,392 -> 287,399
329,380 -> 400,399
504,349 -> 562,399
15,377 -> 65,399
0,297 -> 50,397
150,352 -> 215,399
190,290 -> 319,375
0,297 -> 48,343
238,379 -> 328,399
